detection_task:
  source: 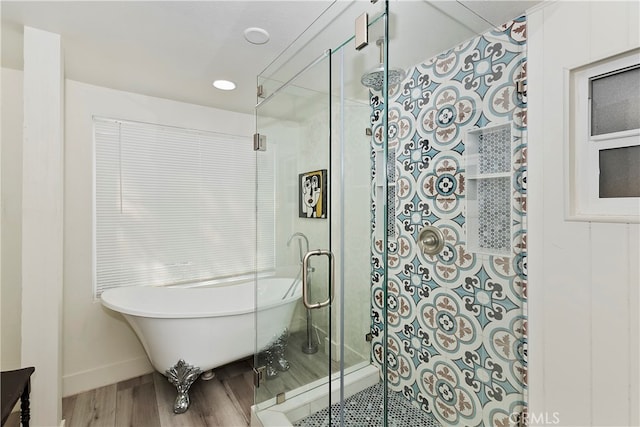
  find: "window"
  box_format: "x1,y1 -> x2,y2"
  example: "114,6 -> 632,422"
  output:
570,49 -> 640,221
93,117 -> 275,297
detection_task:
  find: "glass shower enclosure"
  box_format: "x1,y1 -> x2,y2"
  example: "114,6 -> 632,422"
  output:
253,1 -> 528,426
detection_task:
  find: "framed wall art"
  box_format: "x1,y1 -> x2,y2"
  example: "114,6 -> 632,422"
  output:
298,169 -> 327,219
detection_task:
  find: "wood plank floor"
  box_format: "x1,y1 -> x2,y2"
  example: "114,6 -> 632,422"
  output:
59,331 -> 338,427
256,331 -> 340,404
62,358 -> 254,427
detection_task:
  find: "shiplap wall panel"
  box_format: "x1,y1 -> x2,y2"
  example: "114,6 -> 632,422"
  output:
528,2 -> 640,426
539,3 -> 593,425
587,6 -> 638,424
590,222 -> 630,426
589,1 -> 630,60
631,0 -> 640,48
630,223 -> 640,426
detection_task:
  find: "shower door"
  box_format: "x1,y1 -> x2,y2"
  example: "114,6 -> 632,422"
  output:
253,8 -> 391,425
252,1 -> 395,424
253,50 -> 335,411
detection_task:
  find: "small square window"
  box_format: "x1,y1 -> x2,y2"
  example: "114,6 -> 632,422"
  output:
599,145 -> 640,198
569,49 -> 640,222
591,66 -> 640,136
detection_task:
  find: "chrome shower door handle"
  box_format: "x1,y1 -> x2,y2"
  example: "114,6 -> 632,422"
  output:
301,250 -> 335,309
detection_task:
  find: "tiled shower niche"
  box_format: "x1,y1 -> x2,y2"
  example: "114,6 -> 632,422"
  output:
466,123 -> 513,255
374,147 -> 397,240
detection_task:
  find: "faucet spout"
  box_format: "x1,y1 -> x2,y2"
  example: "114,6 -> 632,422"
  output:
287,232 -> 309,264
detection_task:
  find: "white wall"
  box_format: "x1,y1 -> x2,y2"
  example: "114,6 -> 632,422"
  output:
1,68 -> 23,371
2,65 -> 268,398
21,27 -> 65,425
63,80 -> 253,396
2,69 -> 254,398
528,2 -> 640,426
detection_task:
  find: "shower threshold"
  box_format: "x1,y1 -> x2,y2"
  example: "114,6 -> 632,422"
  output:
251,362 -> 379,427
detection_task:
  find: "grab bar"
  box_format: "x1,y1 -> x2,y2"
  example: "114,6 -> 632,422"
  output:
301,250 -> 335,309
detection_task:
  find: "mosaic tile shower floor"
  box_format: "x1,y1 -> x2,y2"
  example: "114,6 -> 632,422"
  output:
292,383 -> 441,427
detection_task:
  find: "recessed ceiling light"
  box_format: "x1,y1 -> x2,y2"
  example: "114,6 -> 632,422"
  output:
212,80 -> 236,91
244,27 -> 270,45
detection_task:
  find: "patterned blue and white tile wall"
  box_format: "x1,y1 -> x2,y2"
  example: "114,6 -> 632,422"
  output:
369,17 -> 528,427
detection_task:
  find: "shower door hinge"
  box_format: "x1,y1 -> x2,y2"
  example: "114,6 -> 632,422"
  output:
257,84 -> 265,98
365,332 -> 373,342
516,80 -> 527,96
355,12 -> 369,50
253,133 -> 267,151
253,366 -> 266,387
276,392 -> 286,404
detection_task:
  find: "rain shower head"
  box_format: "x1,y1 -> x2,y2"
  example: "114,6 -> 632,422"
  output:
361,67 -> 406,91
361,38 -> 406,91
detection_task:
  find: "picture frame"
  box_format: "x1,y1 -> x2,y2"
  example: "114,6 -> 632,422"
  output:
298,169 -> 327,219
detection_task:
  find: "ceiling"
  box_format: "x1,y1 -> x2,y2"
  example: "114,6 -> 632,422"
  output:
1,1 -> 540,116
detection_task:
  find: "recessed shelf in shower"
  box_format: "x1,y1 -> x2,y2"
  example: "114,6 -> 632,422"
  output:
465,122 -> 513,256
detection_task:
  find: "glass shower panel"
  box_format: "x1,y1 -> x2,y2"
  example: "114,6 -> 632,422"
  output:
379,2 -> 529,426
254,2 -> 391,425
254,51 -> 333,413
328,8 -> 387,415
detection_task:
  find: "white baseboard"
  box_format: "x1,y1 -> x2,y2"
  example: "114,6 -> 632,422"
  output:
289,316 -> 306,333
62,356 -> 153,397
324,336 -> 366,364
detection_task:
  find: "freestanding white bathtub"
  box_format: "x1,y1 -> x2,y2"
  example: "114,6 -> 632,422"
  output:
101,276 -> 301,413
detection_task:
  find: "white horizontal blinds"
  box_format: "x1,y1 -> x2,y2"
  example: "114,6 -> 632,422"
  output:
256,143 -> 276,273
94,117 -> 274,296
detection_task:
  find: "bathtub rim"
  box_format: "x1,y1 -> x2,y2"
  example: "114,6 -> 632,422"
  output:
100,276 -> 300,319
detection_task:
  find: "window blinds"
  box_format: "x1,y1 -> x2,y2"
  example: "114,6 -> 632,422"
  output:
93,117 -> 274,297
